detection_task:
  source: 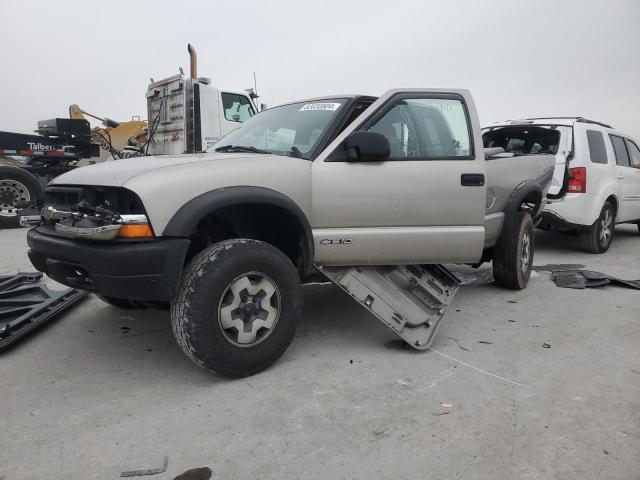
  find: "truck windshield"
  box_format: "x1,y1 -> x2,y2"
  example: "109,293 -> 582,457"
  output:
483,126 -> 561,155
209,99 -> 346,159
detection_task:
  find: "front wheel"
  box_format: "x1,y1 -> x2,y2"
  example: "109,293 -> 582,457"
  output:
580,201 -> 615,253
0,166 -> 43,229
171,239 -> 302,377
493,211 -> 534,290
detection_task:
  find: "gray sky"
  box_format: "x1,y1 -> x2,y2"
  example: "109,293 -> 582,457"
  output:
1,0 -> 639,139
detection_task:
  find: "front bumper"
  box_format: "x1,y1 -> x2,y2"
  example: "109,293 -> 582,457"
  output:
27,226 -> 190,302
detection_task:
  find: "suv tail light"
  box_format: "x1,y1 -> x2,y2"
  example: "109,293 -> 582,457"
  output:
568,167 -> 586,193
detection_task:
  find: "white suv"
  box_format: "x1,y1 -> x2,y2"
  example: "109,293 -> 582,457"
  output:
483,117 -> 640,253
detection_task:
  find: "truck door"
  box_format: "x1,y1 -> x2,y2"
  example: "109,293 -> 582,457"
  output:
311,89 -> 486,266
610,135 -> 640,221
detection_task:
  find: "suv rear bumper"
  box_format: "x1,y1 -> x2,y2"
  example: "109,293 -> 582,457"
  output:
538,210 -> 595,232
27,227 -> 190,302
543,193 -> 603,227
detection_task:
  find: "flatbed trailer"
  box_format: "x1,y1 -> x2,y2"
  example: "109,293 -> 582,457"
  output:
0,118 -> 100,227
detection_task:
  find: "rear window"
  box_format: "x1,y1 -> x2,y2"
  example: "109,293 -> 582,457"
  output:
483,126 -> 560,155
586,130 -> 608,164
610,135 -> 630,167
625,139 -> 640,167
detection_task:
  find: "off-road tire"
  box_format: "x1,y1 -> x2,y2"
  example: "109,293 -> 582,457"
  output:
493,211 -> 534,290
171,239 -> 302,377
96,295 -> 139,309
0,166 -> 43,229
580,201 -> 615,253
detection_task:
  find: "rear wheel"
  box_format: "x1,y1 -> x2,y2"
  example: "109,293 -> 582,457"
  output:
493,211 -> 534,290
0,166 -> 43,229
171,239 -> 302,377
580,202 -> 615,253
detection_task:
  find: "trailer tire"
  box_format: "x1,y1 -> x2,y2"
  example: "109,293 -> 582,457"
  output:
0,166 -> 42,229
171,239 -> 302,377
493,211 -> 534,290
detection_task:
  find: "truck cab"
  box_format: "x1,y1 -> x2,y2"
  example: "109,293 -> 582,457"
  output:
146,74 -> 257,156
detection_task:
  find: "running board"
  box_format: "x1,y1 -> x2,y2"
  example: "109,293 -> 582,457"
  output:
317,264 -> 460,350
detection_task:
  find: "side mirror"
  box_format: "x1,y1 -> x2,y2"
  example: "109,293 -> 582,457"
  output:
343,131 -> 390,162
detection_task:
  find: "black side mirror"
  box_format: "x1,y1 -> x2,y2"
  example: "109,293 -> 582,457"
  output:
342,131 -> 390,162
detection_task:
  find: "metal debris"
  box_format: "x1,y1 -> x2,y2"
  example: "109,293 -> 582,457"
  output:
120,456 -> 169,477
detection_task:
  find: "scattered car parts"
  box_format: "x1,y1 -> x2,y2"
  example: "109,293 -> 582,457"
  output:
0,272 -> 87,350
551,269 -> 640,290
319,264 -> 460,349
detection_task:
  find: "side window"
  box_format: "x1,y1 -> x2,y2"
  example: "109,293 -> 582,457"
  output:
586,130 -> 608,164
610,135 -> 631,167
367,97 -> 472,159
221,93 -> 255,123
625,139 -> 640,167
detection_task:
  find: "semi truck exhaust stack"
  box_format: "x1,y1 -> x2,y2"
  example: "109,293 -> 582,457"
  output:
188,43 -> 197,80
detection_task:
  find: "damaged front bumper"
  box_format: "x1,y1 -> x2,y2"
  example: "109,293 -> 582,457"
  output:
27,226 -> 190,302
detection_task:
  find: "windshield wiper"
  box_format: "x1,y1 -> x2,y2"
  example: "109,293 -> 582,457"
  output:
214,145 -> 271,154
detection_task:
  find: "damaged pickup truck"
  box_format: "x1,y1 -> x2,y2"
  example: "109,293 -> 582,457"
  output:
25,89 -> 560,377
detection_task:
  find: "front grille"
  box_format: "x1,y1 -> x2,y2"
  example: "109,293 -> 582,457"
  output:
44,185 -> 145,215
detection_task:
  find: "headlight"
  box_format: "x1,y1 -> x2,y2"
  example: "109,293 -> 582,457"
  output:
40,186 -> 154,240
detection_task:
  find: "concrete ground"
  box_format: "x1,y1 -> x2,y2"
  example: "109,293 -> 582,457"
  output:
1,226 -> 639,480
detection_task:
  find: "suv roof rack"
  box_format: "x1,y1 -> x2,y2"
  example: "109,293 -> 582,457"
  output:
525,117 -> 612,129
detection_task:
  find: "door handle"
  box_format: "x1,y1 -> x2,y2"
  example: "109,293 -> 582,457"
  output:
461,173 -> 485,186
617,175 -> 624,179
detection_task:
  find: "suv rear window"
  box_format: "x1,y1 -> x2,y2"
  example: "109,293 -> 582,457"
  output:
625,139 -> 640,167
586,130 -> 608,164
483,126 -> 560,155
610,135 -> 631,167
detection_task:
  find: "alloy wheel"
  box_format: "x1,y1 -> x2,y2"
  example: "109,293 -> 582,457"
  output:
218,272 -> 281,347
599,209 -> 613,248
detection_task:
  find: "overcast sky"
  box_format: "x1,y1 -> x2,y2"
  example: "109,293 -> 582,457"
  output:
1,0 -> 639,139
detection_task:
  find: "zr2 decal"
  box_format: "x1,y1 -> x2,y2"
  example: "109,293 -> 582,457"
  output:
320,238 -> 353,246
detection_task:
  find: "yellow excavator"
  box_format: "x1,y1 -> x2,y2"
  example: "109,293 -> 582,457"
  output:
68,105 -> 148,162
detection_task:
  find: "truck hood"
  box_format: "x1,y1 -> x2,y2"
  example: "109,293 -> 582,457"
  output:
51,152 -> 267,187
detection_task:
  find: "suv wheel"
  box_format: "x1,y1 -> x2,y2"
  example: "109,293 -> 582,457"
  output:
0,166 -> 43,229
171,239 -> 302,377
580,202 -> 615,253
493,211 -> 534,290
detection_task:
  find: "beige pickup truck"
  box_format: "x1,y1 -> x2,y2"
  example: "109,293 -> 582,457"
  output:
26,88 -> 560,377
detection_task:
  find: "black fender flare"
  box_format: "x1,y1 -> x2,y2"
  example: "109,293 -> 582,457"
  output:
500,180 -> 543,241
163,186 -> 314,274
